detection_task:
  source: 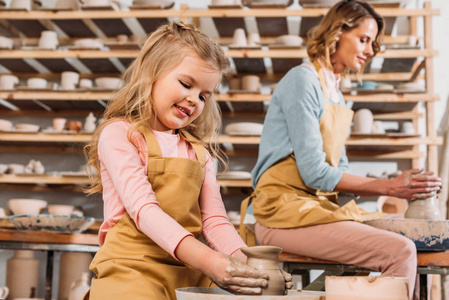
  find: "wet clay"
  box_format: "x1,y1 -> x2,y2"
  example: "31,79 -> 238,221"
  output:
404,196 -> 442,220
240,246 -> 285,295
325,276 -> 409,300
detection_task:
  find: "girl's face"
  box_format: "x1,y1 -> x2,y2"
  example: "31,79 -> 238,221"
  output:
150,54 -> 220,132
330,17 -> 378,74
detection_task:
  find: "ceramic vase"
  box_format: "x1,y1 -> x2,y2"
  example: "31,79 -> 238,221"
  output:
240,246 -> 285,295
352,108 -> 373,134
404,196 -> 442,221
6,250 -> 39,300
58,252 -> 92,300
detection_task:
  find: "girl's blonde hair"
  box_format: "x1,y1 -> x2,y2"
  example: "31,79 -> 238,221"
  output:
85,21 -> 231,194
307,0 -> 384,73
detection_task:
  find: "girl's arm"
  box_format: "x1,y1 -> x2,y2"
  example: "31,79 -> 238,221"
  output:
335,169 -> 441,199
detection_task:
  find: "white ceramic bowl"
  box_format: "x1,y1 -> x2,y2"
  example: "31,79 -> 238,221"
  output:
48,204 -> 75,216
74,38 -> 103,49
15,123 -> 40,132
94,77 -> 124,90
8,198 -> 48,215
0,119 -> 13,131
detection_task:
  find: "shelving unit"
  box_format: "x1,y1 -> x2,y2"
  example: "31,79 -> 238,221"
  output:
0,4 -> 441,297
0,1 -> 440,190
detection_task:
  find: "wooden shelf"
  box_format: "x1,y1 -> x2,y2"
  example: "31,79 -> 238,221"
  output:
0,48 -> 437,59
0,132 -> 442,146
0,7 -> 438,20
0,91 -> 437,103
0,174 -> 91,185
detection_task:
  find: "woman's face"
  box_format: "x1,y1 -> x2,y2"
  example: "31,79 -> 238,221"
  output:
331,17 -> 378,74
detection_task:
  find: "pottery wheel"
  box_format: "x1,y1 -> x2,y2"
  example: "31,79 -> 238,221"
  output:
175,287 -> 325,300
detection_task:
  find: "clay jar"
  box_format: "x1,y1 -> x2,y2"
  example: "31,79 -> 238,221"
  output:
240,245 -> 285,295
404,195 -> 442,221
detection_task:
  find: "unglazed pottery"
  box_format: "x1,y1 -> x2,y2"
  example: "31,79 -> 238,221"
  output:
240,246 -> 285,295
6,250 -> 39,300
404,195 -> 442,221
59,253 -> 92,300
325,276 -> 408,300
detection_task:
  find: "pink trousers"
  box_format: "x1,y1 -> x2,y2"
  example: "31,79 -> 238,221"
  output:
255,221 -> 419,300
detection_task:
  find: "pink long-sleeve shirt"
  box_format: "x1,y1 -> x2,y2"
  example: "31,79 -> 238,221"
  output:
97,121 -> 246,259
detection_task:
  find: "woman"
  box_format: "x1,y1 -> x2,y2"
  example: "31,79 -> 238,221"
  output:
241,1 -> 441,299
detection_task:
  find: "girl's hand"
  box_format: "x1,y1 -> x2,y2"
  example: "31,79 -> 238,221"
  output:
281,269 -> 293,294
388,169 -> 442,199
203,252 -> 269,295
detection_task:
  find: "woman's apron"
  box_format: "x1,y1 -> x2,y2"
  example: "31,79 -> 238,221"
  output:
240,62 -> 381,241
87,127 -> 211,300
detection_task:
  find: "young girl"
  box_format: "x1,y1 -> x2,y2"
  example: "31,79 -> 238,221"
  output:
84,22 -> 288,299
241,1 -> 441,299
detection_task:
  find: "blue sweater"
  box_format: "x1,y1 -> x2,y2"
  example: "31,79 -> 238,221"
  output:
252,65 -> 349,192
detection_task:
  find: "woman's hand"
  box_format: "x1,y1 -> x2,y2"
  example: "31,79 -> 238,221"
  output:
388,169 -> 442,199
203,252 -> 269,295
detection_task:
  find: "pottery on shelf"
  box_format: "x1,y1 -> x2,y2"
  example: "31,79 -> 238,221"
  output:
6,250 -> 40,300
404,195 -> 442,221
240,245 -> 285,295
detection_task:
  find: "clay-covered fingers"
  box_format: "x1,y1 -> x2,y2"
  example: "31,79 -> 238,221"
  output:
281,269 -> 293,291
222,285 -> 263,295
226,264 -> 269,280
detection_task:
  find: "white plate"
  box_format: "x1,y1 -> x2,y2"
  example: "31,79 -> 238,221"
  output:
9,214 -> 95,234
225,122 -> 263,136
217,171 -> 252,180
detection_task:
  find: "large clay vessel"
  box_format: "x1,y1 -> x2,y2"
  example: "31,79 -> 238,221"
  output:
6,250 -> 39,300
404,195 -> 442,221
58,252 -> 92,300
240,246 -> 285,295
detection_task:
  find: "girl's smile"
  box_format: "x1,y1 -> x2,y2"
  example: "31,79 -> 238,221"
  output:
151,54 -> 220,132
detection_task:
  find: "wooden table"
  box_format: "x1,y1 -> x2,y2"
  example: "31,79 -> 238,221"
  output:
280,251 -> 449,300
0,228 -> 99,300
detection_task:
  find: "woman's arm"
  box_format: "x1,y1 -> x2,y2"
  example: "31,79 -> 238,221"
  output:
335,169 -> 442,199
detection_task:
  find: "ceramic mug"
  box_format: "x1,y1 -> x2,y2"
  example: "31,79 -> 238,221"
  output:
0,286 -> 8,299
230,28 -> 247,47
60,71 -> 79,90
247,32 -> 260,46
79,78 -> 93,89
352,108 -> 373,134
0,75 -> 19,90
52,117 -> 67,131
38,30 -> 58,50
0,36 -> 13,49
9,0 -> 33,10
400,121 -> 414,134
27,78 -> 47,89
241,75 -> 261,92
371,121 -> 385,134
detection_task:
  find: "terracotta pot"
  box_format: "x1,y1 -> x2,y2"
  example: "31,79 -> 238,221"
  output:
240,246 -> 285,295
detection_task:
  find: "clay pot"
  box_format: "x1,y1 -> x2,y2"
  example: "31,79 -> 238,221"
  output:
6,250 -> 40,300
240,246 -> 285,295
404,195 -> 442,221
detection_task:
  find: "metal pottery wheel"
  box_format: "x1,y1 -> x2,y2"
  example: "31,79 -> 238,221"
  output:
175,287 -> 325,300
364,219 -> 449,251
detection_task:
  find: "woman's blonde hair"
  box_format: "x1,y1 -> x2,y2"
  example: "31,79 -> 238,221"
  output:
84,21 -> 231,194
307,0 -> 384,73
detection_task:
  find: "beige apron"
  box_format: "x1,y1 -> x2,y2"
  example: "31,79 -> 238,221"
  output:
87,127 -> 211,300
240,62 -> 381,241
